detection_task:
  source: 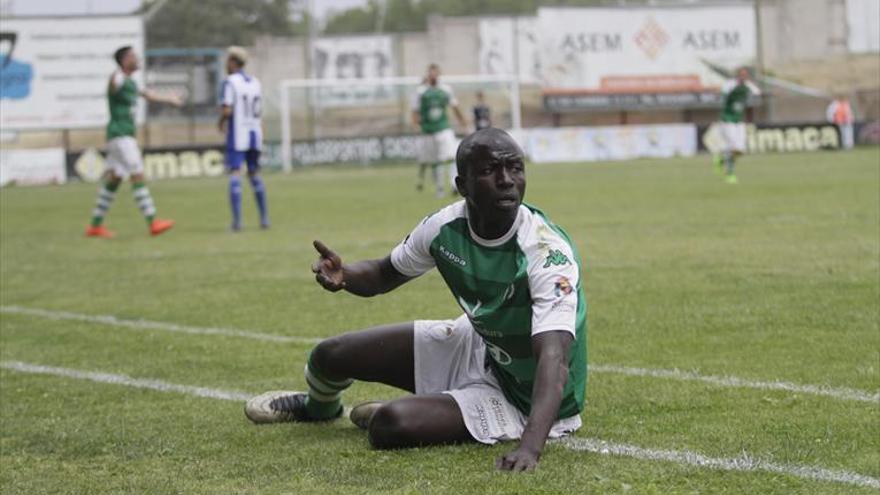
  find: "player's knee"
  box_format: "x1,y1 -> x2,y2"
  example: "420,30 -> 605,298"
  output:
367,402 -> 415,449
310,336 -> 347,374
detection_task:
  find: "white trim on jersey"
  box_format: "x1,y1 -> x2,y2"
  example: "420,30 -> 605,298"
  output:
221,71 -> 263,152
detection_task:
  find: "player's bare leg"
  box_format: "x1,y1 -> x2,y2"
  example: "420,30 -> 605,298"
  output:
246,322 -> 415,423
416,162 -> 429,191
367,394 -> 473,449
245,322 -> 475,448
431,162 -> 444,198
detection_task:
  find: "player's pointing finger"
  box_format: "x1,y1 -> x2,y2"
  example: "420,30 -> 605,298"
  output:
313,239 -> 335,258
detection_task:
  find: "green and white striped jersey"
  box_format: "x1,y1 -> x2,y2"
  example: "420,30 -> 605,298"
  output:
411,83 -> 456,135
391,201 -> 587,418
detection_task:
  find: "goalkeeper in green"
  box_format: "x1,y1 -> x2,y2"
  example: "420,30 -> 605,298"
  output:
714,68 -> 761,184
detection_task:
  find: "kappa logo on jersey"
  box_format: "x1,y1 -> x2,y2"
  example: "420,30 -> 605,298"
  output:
554,276 -> 573,297
439,245 -> 466,266
543,249 -> 571,268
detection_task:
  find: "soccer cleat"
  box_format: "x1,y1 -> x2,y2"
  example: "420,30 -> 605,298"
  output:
349,400 -> 385,430
85,225 -> 115,239
245,391 -> 342,424
260,221 -> 270,230
149,219 -> 175,236
725,174 -> 739,184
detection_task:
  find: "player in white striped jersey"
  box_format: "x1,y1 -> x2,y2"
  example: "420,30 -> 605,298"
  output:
218,46 -> 269,231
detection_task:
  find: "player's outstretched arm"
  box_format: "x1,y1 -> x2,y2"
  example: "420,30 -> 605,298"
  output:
496,330 -> 573,472
312,240 -> 411,297
141,88 -> 183,107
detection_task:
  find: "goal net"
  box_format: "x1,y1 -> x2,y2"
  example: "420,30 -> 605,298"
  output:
278,75 -> 521,171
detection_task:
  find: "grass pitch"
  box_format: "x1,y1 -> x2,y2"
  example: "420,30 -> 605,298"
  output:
1,149 -> 878,494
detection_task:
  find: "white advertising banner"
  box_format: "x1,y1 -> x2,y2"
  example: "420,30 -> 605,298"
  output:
479,17 -> 540,83
0,16 -> 145,130
311,35 -> 396,107
0,148 -> 66,186
526,124 -> 697,163
538,6 -> 755,94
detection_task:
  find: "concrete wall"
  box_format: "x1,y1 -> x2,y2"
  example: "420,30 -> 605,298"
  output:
759,0 -> 851,68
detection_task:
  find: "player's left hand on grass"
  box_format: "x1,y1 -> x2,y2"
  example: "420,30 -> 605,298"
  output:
312,240 -> 346,292
495,446 -> 539,472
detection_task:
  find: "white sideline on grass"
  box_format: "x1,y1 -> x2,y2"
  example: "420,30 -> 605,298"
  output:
2,305 -> 878,404
590,364 -> 880,404
0,305 -> 322,345
2,359 -> 878,490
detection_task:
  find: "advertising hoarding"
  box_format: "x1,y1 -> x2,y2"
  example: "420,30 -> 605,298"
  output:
537,6 -> 755,111
0,16 -> 145,130
310,35 -> 396,107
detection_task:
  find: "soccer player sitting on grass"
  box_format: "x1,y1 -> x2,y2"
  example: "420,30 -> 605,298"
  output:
246,128 -> 587,472
85,46 -> 181,238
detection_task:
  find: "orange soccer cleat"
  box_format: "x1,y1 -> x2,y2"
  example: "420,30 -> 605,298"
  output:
149,218 -> 175,236
85,225 -> 115,239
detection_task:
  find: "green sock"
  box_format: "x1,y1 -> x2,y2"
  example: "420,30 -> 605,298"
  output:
90,180 -> 120,227
303,353 -> 352,419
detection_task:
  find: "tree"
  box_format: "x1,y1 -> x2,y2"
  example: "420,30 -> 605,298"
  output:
144,0 -> 306,48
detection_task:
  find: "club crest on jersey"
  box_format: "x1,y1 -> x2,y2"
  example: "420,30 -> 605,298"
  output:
543,249 -> 571,268
554,276 -> 573,297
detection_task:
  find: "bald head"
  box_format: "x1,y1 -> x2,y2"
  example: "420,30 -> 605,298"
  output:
455,128 -> 524,177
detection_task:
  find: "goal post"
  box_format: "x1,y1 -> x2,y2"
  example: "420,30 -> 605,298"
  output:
279,75 -> 521,172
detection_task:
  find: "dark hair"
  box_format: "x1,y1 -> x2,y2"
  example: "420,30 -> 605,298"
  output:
114,46 -> 132,66
428,63 -> 439,71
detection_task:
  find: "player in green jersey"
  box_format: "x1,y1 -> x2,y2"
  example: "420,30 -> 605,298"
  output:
713,68 -> 761,184
85,46 -> 181,238
246,128 -> 587,472
412,64 -> 467,197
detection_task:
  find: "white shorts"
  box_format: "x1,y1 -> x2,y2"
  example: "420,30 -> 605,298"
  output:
414,315 -> 582,445
719,122 -> 747,153
418,128 -> 457,164
105,136 -> 144,179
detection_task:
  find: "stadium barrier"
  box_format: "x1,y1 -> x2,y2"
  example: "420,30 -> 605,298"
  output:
524,124 -> 698,163
65,145 -> 227,182
699,122 -> 844,153
0,148 -> 67,187
5,120 -> 865,187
